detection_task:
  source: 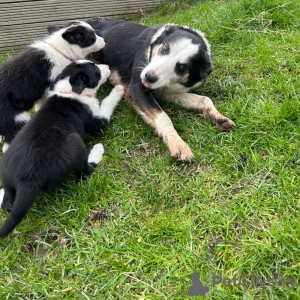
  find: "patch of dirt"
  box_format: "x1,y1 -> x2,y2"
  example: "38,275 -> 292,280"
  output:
85,206 -> 118,227
208,236 -> 226,249
23,228 -> 68,258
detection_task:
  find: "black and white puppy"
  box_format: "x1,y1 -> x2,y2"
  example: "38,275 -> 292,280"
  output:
88,19 -> 235,160
0,21 -> 105,152
0,60 -> 124,237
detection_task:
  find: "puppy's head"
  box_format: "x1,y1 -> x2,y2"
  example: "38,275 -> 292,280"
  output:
47,21 -> 105,58
140,25 -> 212,91
51,60 -> 110,97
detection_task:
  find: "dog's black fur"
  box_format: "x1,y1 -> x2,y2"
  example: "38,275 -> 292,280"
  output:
87,18 -> 235,160
0,61 -> 123,237
0,21 -> 103,146
89,19 -> 211,87
0,49 -> 52,143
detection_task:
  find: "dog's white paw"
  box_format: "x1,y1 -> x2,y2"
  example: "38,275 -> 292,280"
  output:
2,143 -> 9,153
112,85 -> 125,97
0,189 -> 5,207
88,143 -> 104,165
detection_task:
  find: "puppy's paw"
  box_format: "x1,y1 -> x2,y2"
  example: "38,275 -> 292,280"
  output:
0,189 -> 4,208
112,85 -> 125,97
210,113 -> 236,131
2,143 -> 9,153
168,139 -> 194,160
88,143 -> 105,165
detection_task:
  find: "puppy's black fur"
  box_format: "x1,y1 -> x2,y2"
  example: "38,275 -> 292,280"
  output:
0,50 -> 51,143
0,61 -> 123,237
0,21 -> 103,146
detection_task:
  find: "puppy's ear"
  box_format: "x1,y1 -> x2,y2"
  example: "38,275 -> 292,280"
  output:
47,26 -> 60,34
62,29 -> 83,44
62,31 -> 76,44
70,73 -> 88,94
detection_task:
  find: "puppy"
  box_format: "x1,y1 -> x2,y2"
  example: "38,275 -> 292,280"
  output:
0,21 -> 105,152
0,60 -> 124,237
88,18 -> 235,160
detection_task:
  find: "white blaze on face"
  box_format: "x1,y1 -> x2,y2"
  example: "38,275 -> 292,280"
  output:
141,38 -> 199,89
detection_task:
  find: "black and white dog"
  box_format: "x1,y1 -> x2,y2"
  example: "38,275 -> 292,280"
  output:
0,60 -> 124,237
88,19 -> 235,160
0,21 -> 104,152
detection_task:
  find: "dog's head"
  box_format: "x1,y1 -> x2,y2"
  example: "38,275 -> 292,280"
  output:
141,25 -> 212,91
47,21 -> 105,58
50,60 -> 110,97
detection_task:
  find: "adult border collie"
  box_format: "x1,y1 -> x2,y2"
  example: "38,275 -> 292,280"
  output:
0,21 -> 104,152
0,60 -> 124,237
88,18 -> 235,160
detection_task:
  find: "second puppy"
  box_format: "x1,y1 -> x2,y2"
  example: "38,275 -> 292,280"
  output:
0,60 -> 124,237
0,21 -> 104,151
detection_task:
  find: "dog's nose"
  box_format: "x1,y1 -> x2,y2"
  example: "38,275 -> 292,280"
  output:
144,71 -> 158,84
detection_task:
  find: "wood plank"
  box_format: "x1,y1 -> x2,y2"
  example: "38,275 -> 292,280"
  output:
0,13 -> 136,44
0,4 -> 159,26
0,0 -> 162,10
0,0 -> 164,54
0,13 -> 140,44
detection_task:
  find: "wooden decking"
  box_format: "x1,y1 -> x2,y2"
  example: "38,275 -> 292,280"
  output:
0,0 -> 164,55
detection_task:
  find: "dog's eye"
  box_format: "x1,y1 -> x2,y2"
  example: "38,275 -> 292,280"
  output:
161,44 -> 170,54
178,64 -> 189,72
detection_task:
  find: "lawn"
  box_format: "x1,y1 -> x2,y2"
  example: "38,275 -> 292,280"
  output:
0,0 -> 299,299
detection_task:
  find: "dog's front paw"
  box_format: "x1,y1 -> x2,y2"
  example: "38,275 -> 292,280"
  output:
112,85 -> 125,97
168,139 -> 194,160
210,113 -> 236,131
88,143 -> 105,165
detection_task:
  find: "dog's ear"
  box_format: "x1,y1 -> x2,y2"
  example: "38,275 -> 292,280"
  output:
70,72 -> 88,94
47,26 -> 60,34
62,29 -> 83,44
62,31 -> 76,44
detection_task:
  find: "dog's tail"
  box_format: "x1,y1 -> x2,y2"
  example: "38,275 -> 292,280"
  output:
0,184 -> 38,237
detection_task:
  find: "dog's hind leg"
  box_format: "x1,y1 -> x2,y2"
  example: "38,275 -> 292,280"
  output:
2,143 -> 10,153
0,187 -> 16,212
162,92 -> 236,131
80,143 -> 105,178
75,143 -> 104,179
87,143 -> 104,168
66,133 -> 104,179
0,110 -> 30,151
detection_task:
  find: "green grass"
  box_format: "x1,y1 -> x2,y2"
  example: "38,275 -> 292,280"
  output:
0,0 -> 300,298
